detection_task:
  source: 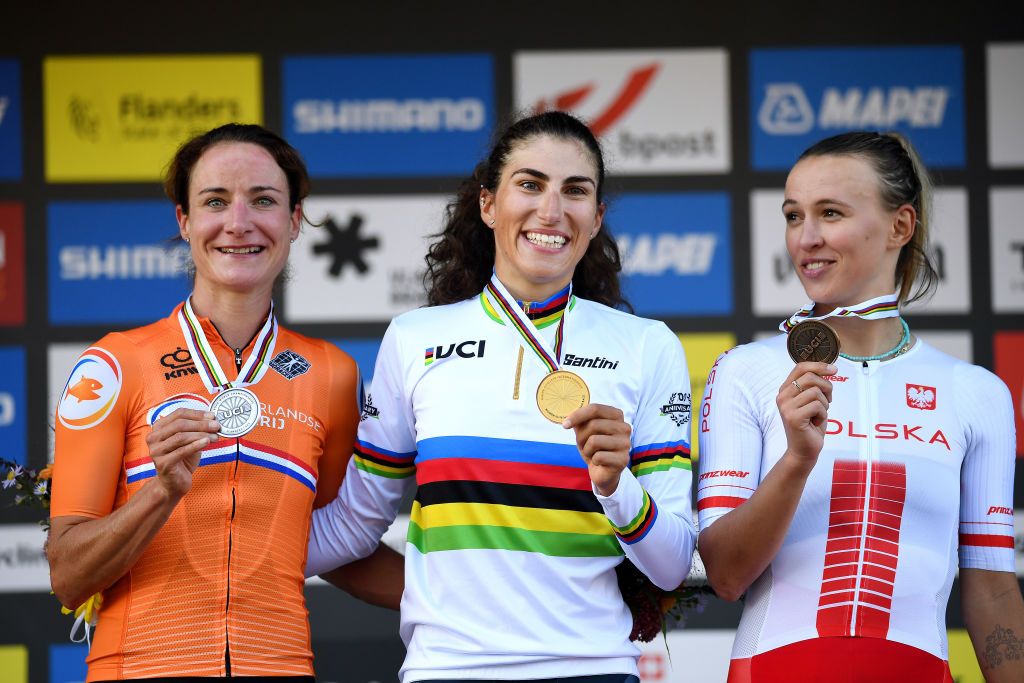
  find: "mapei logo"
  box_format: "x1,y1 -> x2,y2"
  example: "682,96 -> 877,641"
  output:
424,339 -> 486,365
146,393 -> 210,426
906,384 -> 936,410
270,350 -> 311,380
58,347 -> 122,430
660,391 -> 691,427
618,233 -> 716,276
759,83 -> 950,135
750,46 -> 964,169
161,346 -> 197,381
533,63 -> 659,136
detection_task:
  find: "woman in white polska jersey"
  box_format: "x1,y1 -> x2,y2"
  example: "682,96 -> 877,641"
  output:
697,131 -> 1024,682
306,111 -> 697,683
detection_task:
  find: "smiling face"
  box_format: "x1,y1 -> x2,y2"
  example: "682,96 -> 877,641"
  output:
177,142 -> 300,300
480,135 -> 605,302
783,154 -> 915,312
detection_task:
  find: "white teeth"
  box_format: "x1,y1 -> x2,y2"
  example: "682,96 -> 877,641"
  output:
525,232 -> 567,247
805,261 -> 828,271
219,246 -> 262,254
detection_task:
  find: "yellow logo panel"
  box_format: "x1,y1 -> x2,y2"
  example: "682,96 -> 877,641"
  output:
676,332 -> 737,461
0,645 -> 27,683
44,55 -> 262,182
948,629 -> 984,683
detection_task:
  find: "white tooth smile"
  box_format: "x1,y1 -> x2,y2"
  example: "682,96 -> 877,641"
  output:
805,261 -> 829,271
525,232 -> 567,247
219,247 -> 263,254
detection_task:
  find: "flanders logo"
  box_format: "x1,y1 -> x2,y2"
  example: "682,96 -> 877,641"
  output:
58,347 -> 123,430
425,340 -> 486,365
44,55 -> 261,182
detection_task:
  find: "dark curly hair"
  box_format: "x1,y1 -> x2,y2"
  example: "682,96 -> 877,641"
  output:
796,131 -> 938,306
424,111 -> 630,310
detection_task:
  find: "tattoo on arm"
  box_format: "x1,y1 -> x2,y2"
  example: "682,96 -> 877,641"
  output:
984,624 -> 1024,668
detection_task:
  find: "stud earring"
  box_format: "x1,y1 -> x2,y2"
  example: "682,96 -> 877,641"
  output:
490,219 -> 496,226
184,237 -> 189,243
290,238 -> 296,244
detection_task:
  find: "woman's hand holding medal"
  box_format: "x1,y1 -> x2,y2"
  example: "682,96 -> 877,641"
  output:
563,404 -> 632,496
145,409 -> 220,500
779,320 -> 839,467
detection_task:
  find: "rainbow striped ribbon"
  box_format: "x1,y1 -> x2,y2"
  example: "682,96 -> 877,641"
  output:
778,292 -> 900,332
177,297 -> 279,394
484,273 -> 568,374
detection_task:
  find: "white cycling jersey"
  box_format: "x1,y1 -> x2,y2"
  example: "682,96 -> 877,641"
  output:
308,285 -> 697,682
697,334 -> 1015,667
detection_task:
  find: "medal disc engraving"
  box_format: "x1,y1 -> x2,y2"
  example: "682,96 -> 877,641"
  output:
210,387 -> 261,438
786,320 -> 840,364
536,370 -> 590,423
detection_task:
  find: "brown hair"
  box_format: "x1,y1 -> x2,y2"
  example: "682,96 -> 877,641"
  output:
424,111 -> 630,310
797,131 -> 938,305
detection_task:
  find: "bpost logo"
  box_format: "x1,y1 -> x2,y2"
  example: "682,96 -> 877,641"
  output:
287,195 -> 446,323
44,55 -> 261,182
514,50 -> 730,175
48,201 -> 190,324
0,60 -> 22,180
990,188 -> 1024,313
57,347 -> 122,430
0,347 -> 26,465
607,192 -> 732,316
0,202 -> 26,326
283,54 -> 494,177
750,46 -> 964,169
994,332 -> 1024,457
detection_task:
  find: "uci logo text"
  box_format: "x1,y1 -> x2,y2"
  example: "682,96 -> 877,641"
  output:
425,340 -> 486,366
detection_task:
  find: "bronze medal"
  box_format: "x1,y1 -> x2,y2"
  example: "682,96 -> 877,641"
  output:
786,320 -> 840,364
536,370 -> 590,423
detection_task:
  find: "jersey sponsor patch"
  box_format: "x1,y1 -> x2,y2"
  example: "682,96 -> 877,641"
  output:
906,383 -> 936,410
58,346 -> 122,430
660,391 -> 691,427
269,349 -> 311,380
146,393 -> 211,426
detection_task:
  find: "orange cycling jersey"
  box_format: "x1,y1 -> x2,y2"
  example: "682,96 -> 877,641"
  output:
51,303 -> 359,681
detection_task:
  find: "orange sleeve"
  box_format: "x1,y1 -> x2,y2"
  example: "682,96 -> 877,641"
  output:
313,340 -> 360,510
51,335 -> 141,519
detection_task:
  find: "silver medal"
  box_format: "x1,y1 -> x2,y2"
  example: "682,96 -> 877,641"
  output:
210,387 -> 261,438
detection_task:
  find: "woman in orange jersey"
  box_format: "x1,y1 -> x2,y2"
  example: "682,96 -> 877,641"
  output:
47,123 -> 402,682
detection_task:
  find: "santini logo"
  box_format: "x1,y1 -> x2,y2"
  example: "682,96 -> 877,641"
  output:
563,354 -> 618,369
760,83 -> 949,135
425,340 -> 486,365
294,98 -> 486,133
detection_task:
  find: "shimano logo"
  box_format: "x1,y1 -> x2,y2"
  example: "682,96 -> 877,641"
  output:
0,392 -> 14,427
60,245 -> 188,280
618,233 -> 716,276
294,98 -> 486,133
760,83 -> 950,134
0,97 -> 8,126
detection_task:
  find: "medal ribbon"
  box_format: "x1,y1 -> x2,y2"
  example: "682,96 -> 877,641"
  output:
177,297 -> 278,394
778,291 -> 900,332
484,273 -> 569,374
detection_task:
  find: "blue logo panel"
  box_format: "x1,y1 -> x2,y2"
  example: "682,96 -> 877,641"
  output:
608,192 -> 732,316
50,644 -> 88,683
283,55 -> 494,177
332,338 -> 382,385
0,347 -> 26,465
750,46 -> 964,169
0,60 -> 22,180
48,201 -> 190,325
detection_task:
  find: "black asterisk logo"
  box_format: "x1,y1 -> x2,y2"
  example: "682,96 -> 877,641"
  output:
312,214 -> 381,277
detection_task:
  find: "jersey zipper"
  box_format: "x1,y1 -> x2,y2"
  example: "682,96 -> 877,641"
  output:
234,347 -> 243,372
849,360 -> 876,636
226,346 -> 242,674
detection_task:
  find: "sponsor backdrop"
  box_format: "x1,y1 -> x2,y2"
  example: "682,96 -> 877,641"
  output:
1,3 -> 1022,682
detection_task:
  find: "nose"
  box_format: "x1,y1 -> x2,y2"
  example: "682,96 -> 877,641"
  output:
798,218 -> 824,250
225,200 -> 252,235
536,189 -> 563,225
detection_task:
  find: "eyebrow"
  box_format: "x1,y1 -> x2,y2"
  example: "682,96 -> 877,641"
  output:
197,185 -> 285,195
781,197 -> 853,210
510,168 -> 597,187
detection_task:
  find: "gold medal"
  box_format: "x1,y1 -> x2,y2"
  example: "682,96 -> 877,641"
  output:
536,370 -> 590,423
786,320 -> 840,364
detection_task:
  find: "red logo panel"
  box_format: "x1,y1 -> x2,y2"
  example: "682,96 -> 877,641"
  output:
0,202 -> 25,326
905,384 -> 936,410
994,332 -> 1024,457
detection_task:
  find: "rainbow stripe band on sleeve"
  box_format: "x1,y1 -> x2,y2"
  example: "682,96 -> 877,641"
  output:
629,441 -> 691,477
353,439 -> 416,479
612,489 -> 658,545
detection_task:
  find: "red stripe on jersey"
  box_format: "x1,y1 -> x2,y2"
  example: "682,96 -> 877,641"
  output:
416,457 -> 591,490
959,533 -> 1014,549
817,460 -> 907,639
697,495 -> 747,511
